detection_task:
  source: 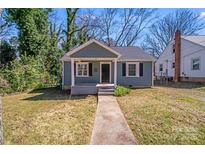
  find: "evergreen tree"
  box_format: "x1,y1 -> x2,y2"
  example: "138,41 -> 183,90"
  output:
5,9 -> 51,56
0,40 -> 16,67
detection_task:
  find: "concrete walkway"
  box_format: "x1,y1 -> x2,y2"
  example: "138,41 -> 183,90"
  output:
90,95 -> 136,145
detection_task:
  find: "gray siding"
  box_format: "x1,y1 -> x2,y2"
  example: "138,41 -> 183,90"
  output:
64,61 -> 71,86
70,43 -> 118,58
63,61 -> 153,89
75,61 -> 100,84
117,62 -> 152,87
71,86 -> 98,95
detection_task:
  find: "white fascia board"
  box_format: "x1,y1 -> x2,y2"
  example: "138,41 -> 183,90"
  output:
65,39 -> 121,58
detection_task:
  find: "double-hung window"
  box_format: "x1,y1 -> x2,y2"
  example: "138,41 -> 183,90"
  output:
159,64 -> 163,72
172,44 -> 175,53
191,57 -> 200,70
126,62 -> 139,77
172,62 -> 175,69
76,62 -> 88,77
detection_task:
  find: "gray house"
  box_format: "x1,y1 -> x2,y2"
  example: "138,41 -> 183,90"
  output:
60,39 -> 155,95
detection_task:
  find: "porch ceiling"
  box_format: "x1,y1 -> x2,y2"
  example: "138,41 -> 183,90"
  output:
72,58 -> 116,62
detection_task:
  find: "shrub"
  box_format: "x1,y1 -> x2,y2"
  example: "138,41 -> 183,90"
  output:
0,75 -> 12,94
114,86 -> 130,96
0,55 -> 57,94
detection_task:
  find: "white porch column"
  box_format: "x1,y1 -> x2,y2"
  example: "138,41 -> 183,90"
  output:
71,58 -> 75,86
114,59 -> 117,87
152,61 -> 154,87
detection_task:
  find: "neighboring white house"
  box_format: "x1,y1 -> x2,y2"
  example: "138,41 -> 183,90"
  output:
155,31 -> 205,82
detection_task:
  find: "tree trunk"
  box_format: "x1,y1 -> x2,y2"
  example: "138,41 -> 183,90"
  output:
66,8 -> 79,51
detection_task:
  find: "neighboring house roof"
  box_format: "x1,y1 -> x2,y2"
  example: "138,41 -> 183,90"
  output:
156,35 -> 205,60
182,35 -> 205,47
60,39 -> 155,61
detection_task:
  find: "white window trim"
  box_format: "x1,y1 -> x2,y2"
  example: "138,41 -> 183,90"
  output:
159,64 -> 163,72
76,62 -> 89,77
191,57 -> 200,71
100,62 -> 112,83
126,62 -> 139,77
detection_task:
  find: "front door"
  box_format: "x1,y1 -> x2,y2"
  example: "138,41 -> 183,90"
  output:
101,64 -> 110,83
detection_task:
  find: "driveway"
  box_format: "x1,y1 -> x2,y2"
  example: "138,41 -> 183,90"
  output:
90,95 -> 136,145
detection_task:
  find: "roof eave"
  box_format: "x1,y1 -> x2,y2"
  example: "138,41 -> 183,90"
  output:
65,39 -> 121,58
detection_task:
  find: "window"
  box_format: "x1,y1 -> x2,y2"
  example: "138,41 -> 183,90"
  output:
172,62 -> 175,69
172,44 -> 175,53
126,62 -> 139,77
159,64 -> 163,72
128,64 -> 136,76
76,62 -> 88,77
192,58 -> 200,70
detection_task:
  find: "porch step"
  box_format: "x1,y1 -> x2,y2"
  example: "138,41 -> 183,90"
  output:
98,88 -> 115,92
98,88 -> 115,95
96,84 -> 115,89
98,91 -> 114,95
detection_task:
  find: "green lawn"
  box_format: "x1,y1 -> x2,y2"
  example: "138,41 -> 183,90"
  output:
3,83 -> 205,145
117,83 -> 205,144
3,87 -> 97,144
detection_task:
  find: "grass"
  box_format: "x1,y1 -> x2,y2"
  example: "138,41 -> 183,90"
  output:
117,83 -> 205,144
3,87 -> 97,144
176,97 -> 201,103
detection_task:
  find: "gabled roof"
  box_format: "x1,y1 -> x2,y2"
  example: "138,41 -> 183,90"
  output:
65,39 -> 121,57
182,35 -> 205,47
60,39 -> 155,62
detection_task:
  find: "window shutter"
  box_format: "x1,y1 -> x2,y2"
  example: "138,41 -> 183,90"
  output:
122,63 -> 126,76
89,63 -> 93,76
74,63 -> 76,76
140,63 -> 143,77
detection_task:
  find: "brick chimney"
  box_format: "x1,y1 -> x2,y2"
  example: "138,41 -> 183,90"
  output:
174,30 -> 181,82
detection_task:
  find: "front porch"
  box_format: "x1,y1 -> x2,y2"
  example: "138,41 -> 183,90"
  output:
70,58 -> 117,95
71,58 -> 117,85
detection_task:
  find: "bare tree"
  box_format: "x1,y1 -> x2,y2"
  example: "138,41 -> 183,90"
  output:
94,8 -> 157,46
97,9 -> 118,46
115,9 -> 157,46
142,9 -> 205,57
61,8 -> 102,50
75,9 -> 101,40
61,9 -> 157,48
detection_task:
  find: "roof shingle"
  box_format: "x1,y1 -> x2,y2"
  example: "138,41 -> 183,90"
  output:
111,46 -> 156,61
182,36 -> 205,47
60,39 -> 156,61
